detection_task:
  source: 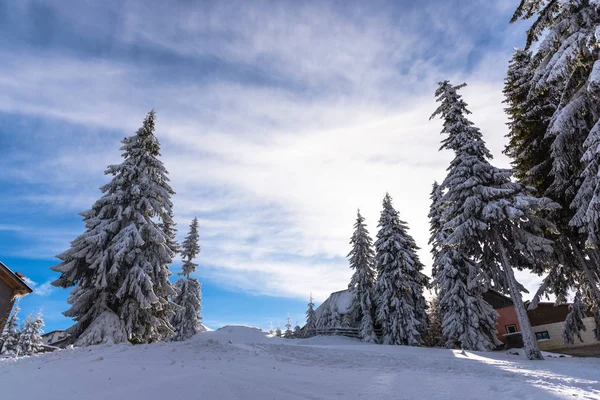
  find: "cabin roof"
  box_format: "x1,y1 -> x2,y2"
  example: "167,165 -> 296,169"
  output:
483,289 -> 514,309
527,302 -> 593,326
314,289 -> 354,319
0,261 -> 33,295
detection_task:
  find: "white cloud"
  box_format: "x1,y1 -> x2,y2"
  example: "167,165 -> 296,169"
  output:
22,277 -> 56,296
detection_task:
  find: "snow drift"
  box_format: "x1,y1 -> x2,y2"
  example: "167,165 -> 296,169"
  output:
1,325 -> 599,400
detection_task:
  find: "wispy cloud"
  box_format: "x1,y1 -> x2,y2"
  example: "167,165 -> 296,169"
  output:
22,277 -> 56,296
0,225 -> 25,232
0,0 -> 537,305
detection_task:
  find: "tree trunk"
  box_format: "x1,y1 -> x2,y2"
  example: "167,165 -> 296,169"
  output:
572,244 -> 600,304
497,240 -> 544,360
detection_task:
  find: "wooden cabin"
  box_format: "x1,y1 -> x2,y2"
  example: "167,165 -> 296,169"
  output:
0,261 -> 33,332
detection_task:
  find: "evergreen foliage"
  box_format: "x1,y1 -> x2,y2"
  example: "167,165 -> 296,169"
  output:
430,178 -> 500,351
284,317 -> 294,338
18,312 -> 45,356
304,294 -> 317,338
348,210 -> 377,342
293,323 -> 301,338
432,81 -> 559,359
0,305 -> 21,354
330,305 -> 341,333
51,110 -> 177,345
509,0 -> 600,339
171,217 -> 203,341
563,292 -> 587,345
423,295 -> 444,348
317,305 -> 332,334
374,193 -> 428,346
503,48 -> 555,193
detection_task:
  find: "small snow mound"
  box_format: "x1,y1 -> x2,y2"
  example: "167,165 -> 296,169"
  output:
192,325 -> 270,345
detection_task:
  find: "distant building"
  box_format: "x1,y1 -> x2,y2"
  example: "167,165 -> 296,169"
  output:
309,289 -> 361,337
314,289 -> 354,320
527,302 -> 595,351
314,287 -> 598,352
41,330 -> 70,348
0,261 -> 33,332
484,289 -> 598,352
482,289 -> 521,347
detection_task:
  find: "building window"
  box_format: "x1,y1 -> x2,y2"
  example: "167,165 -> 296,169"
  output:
535,331 -> 550,340
505,324 -> 517,334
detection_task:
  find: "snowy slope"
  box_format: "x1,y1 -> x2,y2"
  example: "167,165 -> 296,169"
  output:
1,326 -> 599,400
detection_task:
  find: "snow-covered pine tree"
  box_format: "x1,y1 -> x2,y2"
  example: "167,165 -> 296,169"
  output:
510,1 -> 600,339
434,241 -> 500,350
317,305 -> 332,334
159,217 -> 180,256
51,110 -> 177,345
563,292 -> 587,345
348,210 -> 378,343
284,317 -> 293,338
428,182 -> 444,280
429,179 -> 500,351
304,294 -> 317,338
341,313 -> 352,329
275,326 -> 282,338
330,305 -> 341,334
18,312 -> 44,356
374,193 -> 428,346
503,48 -> 555,192
0,304 -> 21,354
293,322 -> 301,338
423,295 -> 444,348
171,217 -> 203,341
432,81 -> 560,360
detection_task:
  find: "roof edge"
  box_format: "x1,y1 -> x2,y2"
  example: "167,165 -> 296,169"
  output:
0,261 -> 33,294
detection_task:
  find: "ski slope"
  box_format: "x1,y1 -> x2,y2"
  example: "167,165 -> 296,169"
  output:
1,326 -> 599,399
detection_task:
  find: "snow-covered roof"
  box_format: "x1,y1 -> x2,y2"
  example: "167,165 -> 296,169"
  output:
314,289 -> 354,319
42,329 -> 68,337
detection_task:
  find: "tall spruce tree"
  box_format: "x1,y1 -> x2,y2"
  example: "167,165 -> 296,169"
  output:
510,0 -> 600,339
374,193 -> 428,346
348,210 -> 378,343
433,237 -> 500,350
304,294 -> 317,337
172,217 -> 203,341
432,81 -> 559,360
51,110 -> 177,345
429,180 -> 500,351
0,304 -> 21,354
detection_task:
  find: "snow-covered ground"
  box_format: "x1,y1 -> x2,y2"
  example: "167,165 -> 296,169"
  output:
2,326 -> 599,399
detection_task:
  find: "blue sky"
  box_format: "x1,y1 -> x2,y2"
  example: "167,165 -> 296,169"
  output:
1,0 -> 535,333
